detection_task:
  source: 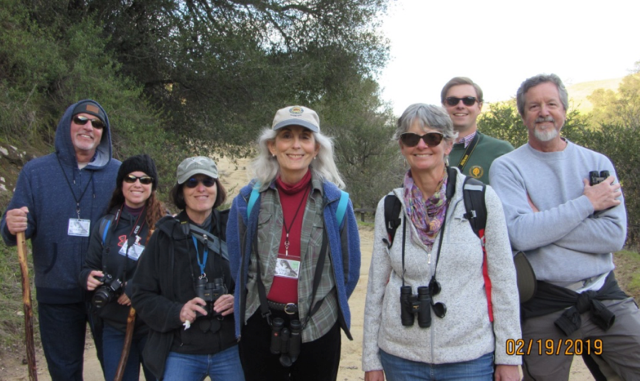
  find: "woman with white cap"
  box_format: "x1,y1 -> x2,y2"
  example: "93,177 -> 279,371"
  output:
132,156 -> 244,381
227,106 -> 361,381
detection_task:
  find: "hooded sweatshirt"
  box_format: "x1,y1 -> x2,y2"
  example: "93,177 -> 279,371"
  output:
1,99 -> 121,304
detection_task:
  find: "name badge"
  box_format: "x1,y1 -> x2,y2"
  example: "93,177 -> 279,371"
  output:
274,258 -> 300,279
118,236 -> 145,260
68,218 -> 91,237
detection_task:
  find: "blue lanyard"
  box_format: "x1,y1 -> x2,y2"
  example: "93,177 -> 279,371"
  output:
192,236 -> 208,277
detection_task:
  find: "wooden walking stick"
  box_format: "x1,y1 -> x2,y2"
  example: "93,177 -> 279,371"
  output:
16,231 -> 38,381
113,307 -> 136,381
114,227 -> 154,381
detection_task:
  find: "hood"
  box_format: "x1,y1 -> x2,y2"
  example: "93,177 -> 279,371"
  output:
54,99 -> 113,169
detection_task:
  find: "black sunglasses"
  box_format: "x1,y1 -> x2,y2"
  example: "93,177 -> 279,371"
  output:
73,115 -> 105,129
400,132 -> 444,147
185,177 -> 216,188
445,96 -> 478,106
124,174 -> 153,185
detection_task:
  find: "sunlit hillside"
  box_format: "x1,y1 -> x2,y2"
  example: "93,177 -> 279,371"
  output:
567,77 -> 622,112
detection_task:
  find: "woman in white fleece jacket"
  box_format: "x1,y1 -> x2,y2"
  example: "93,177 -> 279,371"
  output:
362,104 -> 521,381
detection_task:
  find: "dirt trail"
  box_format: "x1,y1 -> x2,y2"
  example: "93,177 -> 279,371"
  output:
1,156 -> 592,380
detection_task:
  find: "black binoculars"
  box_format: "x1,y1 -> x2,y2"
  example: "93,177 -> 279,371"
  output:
589,170 -> 610,186
270,317 -> 302,367
194,277 -> 227,318
400,280 -> 446,328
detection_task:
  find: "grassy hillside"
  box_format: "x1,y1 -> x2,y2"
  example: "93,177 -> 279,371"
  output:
567,77 -> 623,112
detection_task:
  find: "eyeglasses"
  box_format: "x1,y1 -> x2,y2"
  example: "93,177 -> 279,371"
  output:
400,132 -> 444,147
73,115 -> 105,129
445,96 -> 478,106
124,174 -> 154,185
184,177 -> 216,188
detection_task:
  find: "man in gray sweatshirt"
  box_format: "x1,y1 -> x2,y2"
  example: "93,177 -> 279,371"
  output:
490,74 -> 640,380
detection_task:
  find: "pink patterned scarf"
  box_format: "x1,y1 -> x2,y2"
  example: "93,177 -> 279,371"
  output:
403,169 -> 449,249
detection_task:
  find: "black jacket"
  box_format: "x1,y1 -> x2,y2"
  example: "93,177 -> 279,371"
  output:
80,207 -> 151,335
131,209 -> 236,380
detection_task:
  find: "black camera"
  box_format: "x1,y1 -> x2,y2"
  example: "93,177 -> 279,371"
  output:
589,170 -> 610,186
400,282 -> 446,328
92,273 -> 124,309
270,317 -> 302,367
195,277 -> 227,318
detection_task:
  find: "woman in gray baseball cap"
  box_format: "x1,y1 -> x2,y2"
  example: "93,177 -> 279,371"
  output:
131,156 -> 244,381
227,106 -> 361,381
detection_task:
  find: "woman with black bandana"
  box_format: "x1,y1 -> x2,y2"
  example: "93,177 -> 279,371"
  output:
80,154 -> 164,381
131,156 -> 244,381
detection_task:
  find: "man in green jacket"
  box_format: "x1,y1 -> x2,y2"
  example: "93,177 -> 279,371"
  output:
441,77 -> 513,184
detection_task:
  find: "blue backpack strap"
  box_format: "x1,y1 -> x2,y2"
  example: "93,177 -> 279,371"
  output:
100,217 -> 113,245
247,183 -> 261,219
336,190 -> 349,228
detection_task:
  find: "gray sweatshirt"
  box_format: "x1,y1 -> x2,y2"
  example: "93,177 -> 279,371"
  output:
489,141 -> 626,287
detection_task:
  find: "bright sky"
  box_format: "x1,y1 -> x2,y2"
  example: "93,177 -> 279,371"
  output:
378,0 -> 640,116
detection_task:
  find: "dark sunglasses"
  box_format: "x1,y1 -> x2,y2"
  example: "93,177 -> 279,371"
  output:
445,96 -> 478,106
73,115 -> 105,129
124,174 -> 154,185
184,177 -> 216,188
400,132 -> 444,147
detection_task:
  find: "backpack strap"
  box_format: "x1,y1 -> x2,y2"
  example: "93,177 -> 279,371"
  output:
461,176 -> 493,322
99,215 -> 115,246
462,177 -> 487,238
247,182 -> 349,227
247,183 -> 261,219
335,190 -> 349,228
383,194 -> 402,248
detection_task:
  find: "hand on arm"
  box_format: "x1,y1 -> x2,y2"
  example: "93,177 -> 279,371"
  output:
583,176 -> 621,211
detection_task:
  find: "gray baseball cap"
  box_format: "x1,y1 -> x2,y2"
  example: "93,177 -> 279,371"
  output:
272,106 -> 320,133
176,156 -> 219,184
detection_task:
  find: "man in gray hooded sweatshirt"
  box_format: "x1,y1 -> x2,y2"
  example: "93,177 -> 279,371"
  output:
1,100 -> 121,380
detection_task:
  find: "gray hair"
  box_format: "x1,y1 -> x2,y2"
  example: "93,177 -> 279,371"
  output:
516,74 -> 569,116
394,103 -> 457,143
250,127 -> 346,189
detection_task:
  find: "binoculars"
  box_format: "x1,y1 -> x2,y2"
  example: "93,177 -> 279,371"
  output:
400,282 -> 446,328
270,317 -> 302,367
194,277 -> 227,318
589,170 -> 610,186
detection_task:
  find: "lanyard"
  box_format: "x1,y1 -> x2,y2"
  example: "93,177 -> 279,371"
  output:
56,155 -> 94,219
114,205 -> 147,252
456,133 -> 480,172
192,235 -> 208,277
280,185 -> 310,256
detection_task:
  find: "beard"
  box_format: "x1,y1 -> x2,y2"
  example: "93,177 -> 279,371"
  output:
533,116 -> 559,142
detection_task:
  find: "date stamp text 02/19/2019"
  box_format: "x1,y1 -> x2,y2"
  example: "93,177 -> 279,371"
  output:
505,338 -> 603,356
